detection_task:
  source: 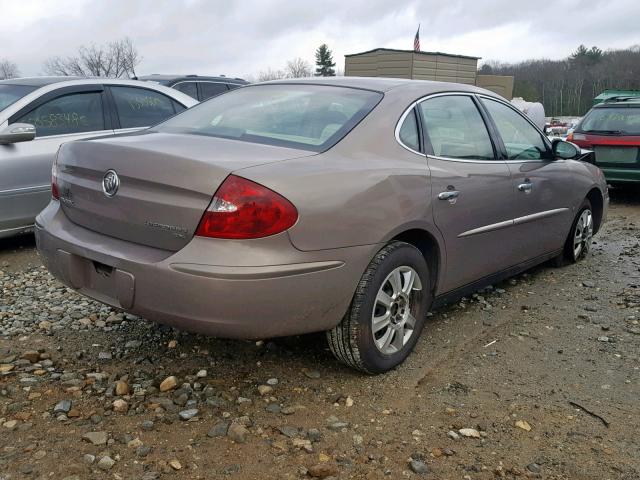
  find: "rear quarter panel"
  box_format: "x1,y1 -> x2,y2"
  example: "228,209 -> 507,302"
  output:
236,93 -> 438,252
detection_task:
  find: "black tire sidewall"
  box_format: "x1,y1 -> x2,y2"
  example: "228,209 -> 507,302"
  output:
354,243 -> 431,373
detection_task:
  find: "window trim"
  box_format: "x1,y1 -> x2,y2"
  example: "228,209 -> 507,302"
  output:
8,84 -> 110,132
395,91 -> 555,164
171,80 -> 199,99
105,84 -> 182,130
395,92 -> 500,162
9,87 -> 110,138
396,107 -> 423,155
477,94 -> 553,162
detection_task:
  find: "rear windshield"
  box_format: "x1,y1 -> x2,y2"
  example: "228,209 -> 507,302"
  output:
579,106 -> 640,135
0,84 -> 38,112
155,84 -> 383,151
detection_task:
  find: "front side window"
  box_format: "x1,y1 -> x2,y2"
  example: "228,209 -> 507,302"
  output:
579,106 -> 640,135
173,82 -> 198,99
0,84 -> 38,112
14,92 -> 104,137
398,108 -> 420,152
111,86 -> 177,129
482,98 -> 549,160
418,95 -> 495,160
199,82 -> 228,101
156,84 -> 383,152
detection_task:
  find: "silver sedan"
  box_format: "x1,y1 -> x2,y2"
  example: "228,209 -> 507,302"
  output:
0,77 -> 197,238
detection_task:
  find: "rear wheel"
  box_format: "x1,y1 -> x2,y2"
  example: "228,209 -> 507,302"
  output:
326,241 -> 431,374
557,199 -> 594,265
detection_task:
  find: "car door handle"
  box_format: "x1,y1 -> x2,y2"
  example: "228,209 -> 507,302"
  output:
518,182 -> 533,193
438,190 -> 460,200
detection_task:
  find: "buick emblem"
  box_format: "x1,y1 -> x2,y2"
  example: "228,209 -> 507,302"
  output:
102,170 -> 120,197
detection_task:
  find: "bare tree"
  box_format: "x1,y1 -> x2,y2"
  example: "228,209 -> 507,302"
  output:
257,68 -> 287,82
0,59 -> 19,80
44,37 -> 141,78
285,57 -> 311,78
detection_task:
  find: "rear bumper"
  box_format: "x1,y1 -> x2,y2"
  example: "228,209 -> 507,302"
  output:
35,202 -> 377,339
600,167 -> 640,184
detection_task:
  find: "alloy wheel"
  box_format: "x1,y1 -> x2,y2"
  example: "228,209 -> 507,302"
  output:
573,208 -> 593,260
371,266 -> 423,355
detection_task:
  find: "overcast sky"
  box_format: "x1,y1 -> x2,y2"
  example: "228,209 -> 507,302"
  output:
2,0 -> 639,79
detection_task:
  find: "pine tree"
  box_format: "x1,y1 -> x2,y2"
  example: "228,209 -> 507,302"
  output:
315,44 -> 336,76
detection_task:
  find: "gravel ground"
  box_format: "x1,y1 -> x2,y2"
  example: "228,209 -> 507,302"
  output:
0,190 -> 639,480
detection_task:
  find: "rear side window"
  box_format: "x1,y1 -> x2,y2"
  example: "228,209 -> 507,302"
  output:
173,82 -> 198,99
482,98 -> 549,160
398,108 -> 420,152
111,86 -> 177,129
156,84 -> 383,152
14,92 -> 104,137
199,82 -> 229,101
579,106 -> 640,135
418,95 -> 494,160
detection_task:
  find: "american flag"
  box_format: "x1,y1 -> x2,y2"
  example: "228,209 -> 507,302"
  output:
414,25 -> 420,52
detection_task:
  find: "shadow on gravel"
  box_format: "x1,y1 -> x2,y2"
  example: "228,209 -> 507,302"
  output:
608,186 -> 640,205
0,232 -> 35,252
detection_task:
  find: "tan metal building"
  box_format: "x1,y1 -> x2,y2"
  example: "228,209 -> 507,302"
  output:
344,48 -> 514,99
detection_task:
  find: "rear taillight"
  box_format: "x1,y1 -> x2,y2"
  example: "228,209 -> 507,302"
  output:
566,132 -> 573,141
51,155 -> 59,200
195,175 -> 298,239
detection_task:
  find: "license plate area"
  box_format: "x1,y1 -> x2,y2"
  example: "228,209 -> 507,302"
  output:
594,146 -> 639,165
56,250 -> 135,308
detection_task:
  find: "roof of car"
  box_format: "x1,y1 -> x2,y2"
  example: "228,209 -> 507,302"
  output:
595,96 -> 640,107
0,76 -> 86,86
259,76 -> 492,95
137,74 -> 248,84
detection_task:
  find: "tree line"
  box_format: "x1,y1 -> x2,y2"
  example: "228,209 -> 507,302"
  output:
481,45 -> 640,116
0,39 -> 337,82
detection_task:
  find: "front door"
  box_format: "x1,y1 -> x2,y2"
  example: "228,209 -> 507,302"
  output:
418,94 -> 519,293
479,96 -> 573,258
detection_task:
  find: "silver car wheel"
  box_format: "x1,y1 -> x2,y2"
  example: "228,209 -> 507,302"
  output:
573,208 -> 593,260
372,266 -> 423,355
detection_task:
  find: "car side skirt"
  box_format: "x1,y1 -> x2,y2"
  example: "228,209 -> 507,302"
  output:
431,248 -> 563,310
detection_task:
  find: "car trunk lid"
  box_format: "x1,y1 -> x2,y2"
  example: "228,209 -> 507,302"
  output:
56,131 -> 314,251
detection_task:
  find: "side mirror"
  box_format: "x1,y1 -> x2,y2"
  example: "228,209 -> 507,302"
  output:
0,123 -> 36,145
552,139 -> 580,159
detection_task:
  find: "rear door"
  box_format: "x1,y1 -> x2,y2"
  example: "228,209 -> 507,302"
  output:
107,85 -> 186,135
479,96 -> 573,258
1,85 -> 113,231
417,93 -> 519,293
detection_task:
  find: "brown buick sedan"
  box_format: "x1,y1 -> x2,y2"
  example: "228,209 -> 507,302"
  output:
36,78 -> 608,373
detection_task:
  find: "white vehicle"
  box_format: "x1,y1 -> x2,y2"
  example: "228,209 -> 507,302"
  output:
0,77 -> 198,238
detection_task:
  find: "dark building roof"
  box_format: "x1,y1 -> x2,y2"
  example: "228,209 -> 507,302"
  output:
345,48 -> 480,60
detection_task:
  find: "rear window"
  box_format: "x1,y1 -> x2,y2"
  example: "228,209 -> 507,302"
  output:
0,84 -> 38,112
579,106 -> 640,135
155,84 -> 383,151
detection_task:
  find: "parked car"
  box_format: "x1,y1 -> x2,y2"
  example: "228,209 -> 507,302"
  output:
568,97 -> 640,186
35,78 -> 608,373
0,77 -> 198,238
137,74 -> 248,102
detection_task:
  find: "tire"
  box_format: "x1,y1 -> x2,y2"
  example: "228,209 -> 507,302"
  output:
326,241 -> 432,374
556,199 -> 594,265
